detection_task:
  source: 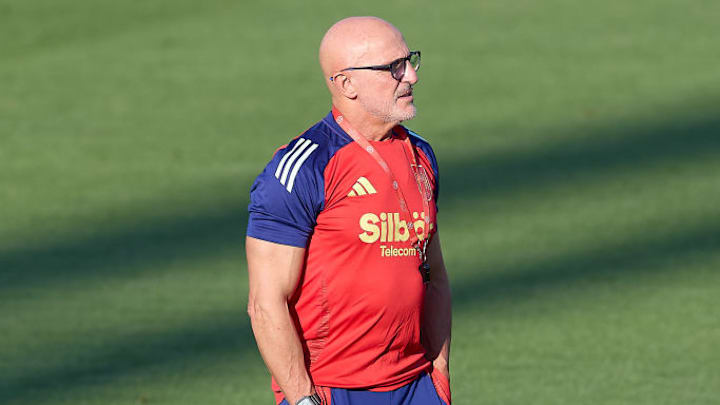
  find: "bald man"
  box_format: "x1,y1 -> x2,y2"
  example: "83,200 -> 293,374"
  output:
246,17 -> 451,405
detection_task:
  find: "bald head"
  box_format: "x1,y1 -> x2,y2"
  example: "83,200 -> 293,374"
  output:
319,17 -> 407,83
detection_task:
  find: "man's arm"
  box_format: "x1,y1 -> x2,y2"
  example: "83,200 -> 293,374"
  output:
422,231 -> 452,379
246,236 -> 314,405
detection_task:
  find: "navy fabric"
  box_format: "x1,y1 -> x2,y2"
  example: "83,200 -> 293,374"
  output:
246,113 -> 352,247
278,373 -> 447,405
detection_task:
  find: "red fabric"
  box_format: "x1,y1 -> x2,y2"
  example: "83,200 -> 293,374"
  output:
430,366 -> 451,405
272,125 -> 438,402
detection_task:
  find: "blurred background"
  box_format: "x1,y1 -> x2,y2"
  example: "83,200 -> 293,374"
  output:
1,0 -> 719,404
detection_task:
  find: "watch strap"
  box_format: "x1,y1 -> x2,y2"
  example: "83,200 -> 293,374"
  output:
295,393 -> 322,405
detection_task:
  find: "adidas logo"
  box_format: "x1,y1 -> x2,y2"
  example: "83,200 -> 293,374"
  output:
348,177 -> 377,197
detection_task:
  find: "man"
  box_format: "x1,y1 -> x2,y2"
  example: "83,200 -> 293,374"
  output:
246,16 -> 452,405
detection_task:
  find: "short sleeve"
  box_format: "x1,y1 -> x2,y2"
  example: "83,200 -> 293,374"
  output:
246,136 -> 326,247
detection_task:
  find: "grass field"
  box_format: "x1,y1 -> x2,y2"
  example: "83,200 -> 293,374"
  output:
1,0 -> 719,404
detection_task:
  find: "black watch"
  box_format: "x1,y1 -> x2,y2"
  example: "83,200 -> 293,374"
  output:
295,393 -> 321,405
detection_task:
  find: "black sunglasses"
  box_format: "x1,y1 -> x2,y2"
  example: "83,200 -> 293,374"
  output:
331,51 -> 421,82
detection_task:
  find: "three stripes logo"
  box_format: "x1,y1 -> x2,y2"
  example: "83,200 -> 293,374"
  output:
275,138 -> 319,193
347,177 -> 377,197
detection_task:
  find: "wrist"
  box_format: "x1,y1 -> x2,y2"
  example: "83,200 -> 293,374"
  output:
283,378 -> 315,405
295,393 -> 321,405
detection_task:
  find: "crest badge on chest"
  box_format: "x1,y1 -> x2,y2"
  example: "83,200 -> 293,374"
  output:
411,164 -> 433,202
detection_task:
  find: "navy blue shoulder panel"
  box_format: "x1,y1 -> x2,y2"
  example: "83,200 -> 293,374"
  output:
405,127 -> 440,206
246,112 -> 352,247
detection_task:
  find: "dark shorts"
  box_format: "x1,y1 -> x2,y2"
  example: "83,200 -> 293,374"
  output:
280,372 -> 449,405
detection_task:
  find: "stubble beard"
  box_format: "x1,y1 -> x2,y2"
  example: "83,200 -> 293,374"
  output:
361,90 -> 417,123
391,102 -> 417,123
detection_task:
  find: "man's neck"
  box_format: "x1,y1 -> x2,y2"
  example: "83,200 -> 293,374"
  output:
353,118 -> 395,141
333,105 -> 397,141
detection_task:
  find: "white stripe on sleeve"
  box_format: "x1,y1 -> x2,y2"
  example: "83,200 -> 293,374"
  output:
285,143 -> 319,193
280,139 -> 311,185
274,138 -> 307,179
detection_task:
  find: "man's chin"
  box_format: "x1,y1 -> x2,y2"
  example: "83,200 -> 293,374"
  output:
396,105 -> 417,122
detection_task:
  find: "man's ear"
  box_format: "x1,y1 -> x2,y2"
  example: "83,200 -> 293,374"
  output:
333,74 -> 358,99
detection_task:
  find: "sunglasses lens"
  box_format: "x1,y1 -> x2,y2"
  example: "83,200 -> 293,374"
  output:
391,59 -> 406,80
391,52 -> 421,80
409,52 -> 420,71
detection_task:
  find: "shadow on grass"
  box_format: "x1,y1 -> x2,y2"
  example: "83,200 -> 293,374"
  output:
450,218 -> 720,309
440,114 -> 720,204
0,108 -> 719,404
0,315 -> 256,404
0,206 -> 249,294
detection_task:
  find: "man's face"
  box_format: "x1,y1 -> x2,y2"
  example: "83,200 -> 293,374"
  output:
352,40 -> 419,123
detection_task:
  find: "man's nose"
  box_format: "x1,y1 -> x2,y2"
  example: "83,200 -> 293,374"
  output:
402,60 -> 419,84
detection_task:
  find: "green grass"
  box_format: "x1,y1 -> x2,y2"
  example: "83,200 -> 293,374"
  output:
1,0 -> 719,404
